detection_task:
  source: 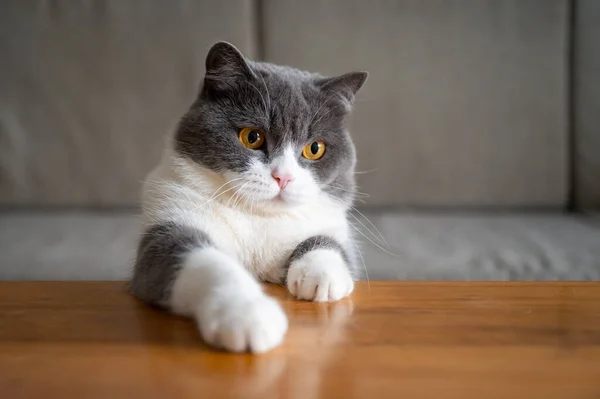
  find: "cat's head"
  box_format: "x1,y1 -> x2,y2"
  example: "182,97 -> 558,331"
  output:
175,42 -> 367,212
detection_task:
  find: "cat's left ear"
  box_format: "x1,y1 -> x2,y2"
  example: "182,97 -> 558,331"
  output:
204,41 -> 254,91
315,71 -> 368,111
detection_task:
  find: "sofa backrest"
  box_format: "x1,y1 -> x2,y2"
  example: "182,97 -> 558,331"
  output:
0,0 -> 596,210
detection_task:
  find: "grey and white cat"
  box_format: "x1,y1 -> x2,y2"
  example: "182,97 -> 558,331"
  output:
131,42 -> 367,353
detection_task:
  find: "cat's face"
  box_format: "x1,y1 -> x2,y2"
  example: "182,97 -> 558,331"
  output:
176,42 -> 367,211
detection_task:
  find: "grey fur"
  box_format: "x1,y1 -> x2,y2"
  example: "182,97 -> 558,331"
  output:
131,222 -> 212,306
176,42 -> 367,204
284,235 -> 355,284
288,235 -> 349,265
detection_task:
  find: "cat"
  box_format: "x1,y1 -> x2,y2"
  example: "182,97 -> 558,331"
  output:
131,42 -> 367,353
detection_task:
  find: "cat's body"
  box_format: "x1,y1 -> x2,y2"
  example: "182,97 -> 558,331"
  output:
131,42 -> 366,353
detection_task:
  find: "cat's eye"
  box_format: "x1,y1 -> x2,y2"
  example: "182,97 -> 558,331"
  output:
302,141 -> 326,160
238,128 -> 265,150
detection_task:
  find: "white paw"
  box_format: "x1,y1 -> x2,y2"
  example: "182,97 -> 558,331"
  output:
287,249 -> 354,302
196,293 -> 288,353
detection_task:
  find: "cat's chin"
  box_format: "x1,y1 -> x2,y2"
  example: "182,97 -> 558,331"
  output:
274,191 -> 312,208
268,195 -> 302,209
246,193 -> 307,214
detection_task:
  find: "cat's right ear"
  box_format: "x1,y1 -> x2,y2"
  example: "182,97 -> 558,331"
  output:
204,42 -> 253,91
315,71 -> 368,112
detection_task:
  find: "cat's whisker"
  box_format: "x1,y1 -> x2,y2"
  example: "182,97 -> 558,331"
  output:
330,184 -> 370,198
224,189 -> 237,209
207,181 -> 246,205
248,81 -> 268,114
225,184 -> 241,209
208,177 -> 245,201
227,182 -> 250,209
257,71 -> 272,113
350,235 -> 370,291
354,168 -> 379,175
309,92 -> 338,126
233,190 -> 244,209
348,212 -> 387,249
249,191 -> 258,216
198,183 -> 246,211
234,186 -> 249,209
238,184 -> 253,209
329,183 -> 370,198
349,206 -> 388,246
348,222 -> 399,258
240,192 -> 251,210
209,179 -> 243,200
241,194 -> 249,212
249,191 -> 259,215
246,191 -> 253,215
312,103 -> 344,126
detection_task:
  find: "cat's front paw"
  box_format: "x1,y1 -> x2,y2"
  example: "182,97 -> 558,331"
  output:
287,249 -> 354,302
196,293 -> 288,353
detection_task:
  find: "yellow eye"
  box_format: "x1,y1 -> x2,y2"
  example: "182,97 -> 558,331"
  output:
238,127 -> 265,150
302,140 -> 326,160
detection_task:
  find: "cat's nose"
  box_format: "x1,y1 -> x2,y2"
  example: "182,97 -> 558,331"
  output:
272,170 -> 293,190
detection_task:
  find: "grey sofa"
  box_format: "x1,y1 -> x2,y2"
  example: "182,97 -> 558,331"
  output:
1,0 -> 599,280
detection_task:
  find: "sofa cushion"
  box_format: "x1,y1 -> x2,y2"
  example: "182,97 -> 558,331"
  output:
1,211 -> 599,280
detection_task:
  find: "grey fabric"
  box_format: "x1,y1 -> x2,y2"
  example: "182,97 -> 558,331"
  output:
0,211 -> 140,280
0,0 -> 257,206
575,0 -> 600,210
263,0 -> 569,207
1,211 -> 599,281
362,212 -> 600,280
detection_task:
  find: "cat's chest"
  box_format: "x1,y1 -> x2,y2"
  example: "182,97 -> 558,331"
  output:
206,204 -> 348,278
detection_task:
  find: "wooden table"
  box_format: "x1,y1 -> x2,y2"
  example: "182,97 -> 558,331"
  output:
0,282 -> 599,398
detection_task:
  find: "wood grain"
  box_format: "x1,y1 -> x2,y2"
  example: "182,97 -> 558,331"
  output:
0,282 -> 598,398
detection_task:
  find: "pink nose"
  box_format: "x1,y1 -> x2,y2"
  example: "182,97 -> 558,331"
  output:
272,170 -> 293,190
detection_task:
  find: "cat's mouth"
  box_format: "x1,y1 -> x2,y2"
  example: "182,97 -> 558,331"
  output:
272,189 -> 306,208
274,192 -> 286,203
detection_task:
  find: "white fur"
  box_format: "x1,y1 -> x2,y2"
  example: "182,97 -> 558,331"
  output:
143,142 -> 353,352
287,249 -> 354,302
171,248 -> 287,353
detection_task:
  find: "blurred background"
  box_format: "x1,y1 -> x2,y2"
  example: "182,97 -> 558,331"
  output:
1,0 -> 598,280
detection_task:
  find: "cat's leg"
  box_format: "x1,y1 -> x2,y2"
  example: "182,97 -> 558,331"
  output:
285,235 -> 354,302
131,222 -> 288,353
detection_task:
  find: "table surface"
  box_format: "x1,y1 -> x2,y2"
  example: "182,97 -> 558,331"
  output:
0,282 -> 599,399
